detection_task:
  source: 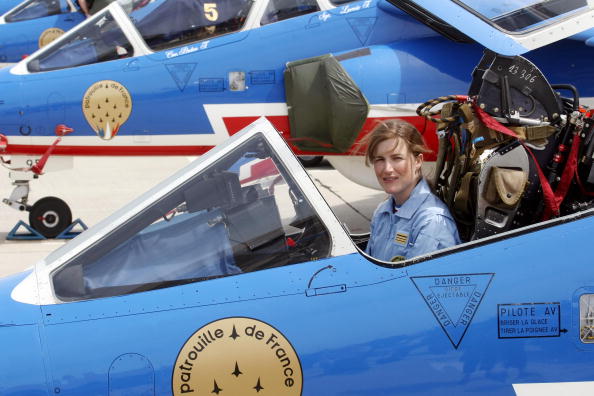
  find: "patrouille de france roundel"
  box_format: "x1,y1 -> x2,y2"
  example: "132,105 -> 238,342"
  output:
172,317 -> 303,395
38,27 -> 64,48
82,80 -> 132,140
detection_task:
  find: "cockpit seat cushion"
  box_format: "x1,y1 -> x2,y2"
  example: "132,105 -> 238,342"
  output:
484,166 -> 527,207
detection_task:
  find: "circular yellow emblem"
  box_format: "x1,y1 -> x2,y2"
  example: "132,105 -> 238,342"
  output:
172,317 -> 303,395
38,27 -> 64,48
82,80 -> 132,140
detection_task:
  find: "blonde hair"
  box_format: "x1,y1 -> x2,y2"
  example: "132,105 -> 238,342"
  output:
363,119 -> 431,166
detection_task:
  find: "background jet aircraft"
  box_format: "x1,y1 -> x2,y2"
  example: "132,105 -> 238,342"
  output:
0,0 -> 25,14
2,0 -> 594,238
0,0 -> 85,62
0,0 -> 157,63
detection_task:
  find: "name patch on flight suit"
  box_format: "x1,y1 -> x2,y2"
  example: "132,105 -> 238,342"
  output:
394,232 -> 408,246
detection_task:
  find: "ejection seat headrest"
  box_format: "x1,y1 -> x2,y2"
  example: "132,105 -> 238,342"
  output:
469,50 -> 562,125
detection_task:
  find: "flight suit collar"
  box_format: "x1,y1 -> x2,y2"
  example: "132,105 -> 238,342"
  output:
377,178 -> 432,220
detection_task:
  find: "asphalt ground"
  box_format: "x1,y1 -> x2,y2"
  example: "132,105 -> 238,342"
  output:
0,157 -> 386,277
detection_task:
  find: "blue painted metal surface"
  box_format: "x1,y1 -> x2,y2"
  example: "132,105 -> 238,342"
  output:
0,0 -> 23,14
0,0 -> 22,13
109,353 -> 155,395
0,325 -> 48,395
0,270 -> 38,325
1,215 -> 594,394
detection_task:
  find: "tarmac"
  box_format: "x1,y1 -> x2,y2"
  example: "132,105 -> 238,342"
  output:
0,156 -> 386,277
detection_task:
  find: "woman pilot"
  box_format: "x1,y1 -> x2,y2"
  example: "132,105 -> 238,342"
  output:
364,119 -> 460,262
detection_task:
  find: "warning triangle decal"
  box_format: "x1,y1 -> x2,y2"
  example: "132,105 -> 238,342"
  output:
165,63 -> 197,92
347,17 -> 376,46
411,273 -> 494,349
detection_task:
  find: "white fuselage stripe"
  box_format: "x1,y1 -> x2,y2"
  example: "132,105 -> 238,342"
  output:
7,99 -> 594,147
513,381 -> 594,395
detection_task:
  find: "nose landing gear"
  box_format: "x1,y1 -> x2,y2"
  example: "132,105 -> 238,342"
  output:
1,125 -> 85,240
28,196 -> 72,238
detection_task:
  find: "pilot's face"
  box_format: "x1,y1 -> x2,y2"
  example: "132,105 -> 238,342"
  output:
372,137 -> 422,206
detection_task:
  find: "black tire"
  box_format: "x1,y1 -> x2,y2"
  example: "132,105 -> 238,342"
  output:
29,197 -> 72,238
298,156 -> 323,167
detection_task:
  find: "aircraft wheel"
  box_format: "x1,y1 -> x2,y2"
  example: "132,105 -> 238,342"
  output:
29,197 -> 72,238
298,156 -> 323,167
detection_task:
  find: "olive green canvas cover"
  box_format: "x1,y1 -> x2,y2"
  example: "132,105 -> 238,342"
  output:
284,54 -> 369,153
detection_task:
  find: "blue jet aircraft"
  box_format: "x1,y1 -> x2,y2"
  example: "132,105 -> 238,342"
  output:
0,0 -> 85,62
0,0 -> 159,63
2,0 -> 594,239
0,0 -> 26,14
3,77 -> 594,396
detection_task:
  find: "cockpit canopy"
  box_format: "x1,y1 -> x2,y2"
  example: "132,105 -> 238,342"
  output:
3,0 -> 71,23
454,0 -> 589,33
22,0 -> 330,73
27,9 -> 131,72
135,0 -> 252,51
392,0 -> 594,55
49,120 -> 333,302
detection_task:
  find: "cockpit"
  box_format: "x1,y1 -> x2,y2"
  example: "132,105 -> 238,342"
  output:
19,0 -> 355,73
51,127 -> 334,301
1,0 -> 74,23
136,0 -> 252,51
27,10 -> 132,72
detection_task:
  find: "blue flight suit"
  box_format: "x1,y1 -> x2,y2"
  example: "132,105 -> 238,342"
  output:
365,178 -> 460,262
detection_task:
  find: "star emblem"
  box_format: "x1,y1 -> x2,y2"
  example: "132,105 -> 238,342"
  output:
253,377 -> 264,393
211,379 -> 222,394
229,325 -> 240,340
231,362 -> 242,377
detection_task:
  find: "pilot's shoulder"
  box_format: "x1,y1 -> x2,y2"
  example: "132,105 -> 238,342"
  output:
419,192 -> 453,219
413,206 -> 459,245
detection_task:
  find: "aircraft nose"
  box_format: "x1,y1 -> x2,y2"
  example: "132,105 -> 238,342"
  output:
0,270 -> 40,326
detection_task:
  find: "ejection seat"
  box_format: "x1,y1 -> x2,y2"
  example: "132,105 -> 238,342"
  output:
420,50 -> 566,242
